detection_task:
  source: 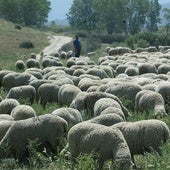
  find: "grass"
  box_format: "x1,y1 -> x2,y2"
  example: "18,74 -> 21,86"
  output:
0,18 -> 170,169
0,18 -> 49,70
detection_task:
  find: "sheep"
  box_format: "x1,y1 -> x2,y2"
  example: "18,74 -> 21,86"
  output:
2,72 -> 37,91
30,52 -> 37,59
124,66 -> 139,76
106,82 -> 142,111
25,69 -> 43,79
100,107 -> 126,120
26,58 -> 40,68
111,119 -> 170,167
70,91 -> 130,119
58,84 -> 82,106
0,99 -> 20,115
155,81 -> 170,103
0,120 -> 15,141
157,64 -> 170,74
85,114 -> 124,126
93,98 -> 126,118
10,105 -> 36,120
108,47 -> 132,55
51,108 -> 83,128
6,85 -> 36,104
38,83 -> 60,109
137,63 -> 157,75
0,70 -> 14,87
41,56 -> 63,68
0,114 -> 14,121
78,78 -> 103,91
86,68 -> 109,79
67,122 -> 133,170
0,114 -> 68,162
15,60 -> 26,71
135,90 -> 167,117
29,79 -> 54,102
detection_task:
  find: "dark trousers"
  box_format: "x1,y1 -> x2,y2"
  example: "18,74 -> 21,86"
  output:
75,49 -> 81,57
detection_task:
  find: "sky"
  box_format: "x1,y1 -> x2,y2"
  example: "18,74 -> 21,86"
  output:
48,0 -> 170,21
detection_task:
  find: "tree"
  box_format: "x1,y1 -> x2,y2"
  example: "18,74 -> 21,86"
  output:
126,0 -> 150,35
146,0 -> 161,32
67,0 -> 97,34
163,8 -> 170,36
0,0 -> 51,27
94,0 -> 128,34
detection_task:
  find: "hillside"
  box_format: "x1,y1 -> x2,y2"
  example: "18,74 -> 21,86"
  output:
0,19 -> 49,70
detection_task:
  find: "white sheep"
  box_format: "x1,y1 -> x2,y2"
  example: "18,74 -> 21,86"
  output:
10,105 -> 36,120
93,98 -> 126,119
15,60 -> 26,71
135,90 -> 167,117
85,114 -> 124,126
2,72 -> 37,91
58,84 -> 82,106
6,85 -> 36,104
26,58 -> 40,68
67,122 -> 133,169
51,107 -> 83,128
137,63 -> 157,75
100,107 -> 126,120
0,99 -> 20,115
41,56 -> 63,68
0,114 -> 14,121
111,119 -> 170,167
0,70 -> 14,87
38,83 -> 60,109
70,91 -> 130,118
0,120 -> 15,141
0,114 -> 68,162
106,82 -> 142,111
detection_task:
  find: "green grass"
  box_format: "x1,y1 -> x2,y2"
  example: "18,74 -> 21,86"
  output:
0,18 -> 49,70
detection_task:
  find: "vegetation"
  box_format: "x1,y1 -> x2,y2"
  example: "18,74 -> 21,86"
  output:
67,0 -> 162,35
0,0 -> 51,27
0,18 -> 49,70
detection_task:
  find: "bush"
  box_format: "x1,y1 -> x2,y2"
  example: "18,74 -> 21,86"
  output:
19,41 -> 34,48
86,36 -> 101,53
93,34 -> 114,44
137,39 -> 149,48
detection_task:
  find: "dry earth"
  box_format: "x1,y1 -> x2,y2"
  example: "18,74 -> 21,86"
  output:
37,35 -> 73,59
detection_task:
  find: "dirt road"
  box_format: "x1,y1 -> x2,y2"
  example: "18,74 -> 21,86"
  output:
43,35 -> 73,56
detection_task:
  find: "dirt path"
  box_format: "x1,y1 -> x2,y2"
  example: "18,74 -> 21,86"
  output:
43,35 -> 73,55
37,35 -> 73,59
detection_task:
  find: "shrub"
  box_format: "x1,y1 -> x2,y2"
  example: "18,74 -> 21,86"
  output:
137,39 -> 149,48
19,41 -> 34,49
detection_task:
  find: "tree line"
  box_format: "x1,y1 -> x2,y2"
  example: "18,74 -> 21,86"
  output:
67,0 -> 170,35
0,0 -> 51,27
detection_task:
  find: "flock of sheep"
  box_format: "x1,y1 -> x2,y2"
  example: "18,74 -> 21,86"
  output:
0,45 -> 170,169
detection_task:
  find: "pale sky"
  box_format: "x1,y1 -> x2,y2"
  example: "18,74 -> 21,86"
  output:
48,0 -> 170,21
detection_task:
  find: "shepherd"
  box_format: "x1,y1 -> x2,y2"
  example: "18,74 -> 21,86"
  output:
73,34 -> 81,57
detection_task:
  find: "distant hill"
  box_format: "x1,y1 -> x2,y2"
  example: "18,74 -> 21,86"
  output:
47,19 -> 69,26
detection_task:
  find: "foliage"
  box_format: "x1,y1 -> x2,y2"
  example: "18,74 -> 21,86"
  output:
0,0 -> 51,28
19,40 -> 34,49
67,0 -> 97,34
68,0 -> 162,35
